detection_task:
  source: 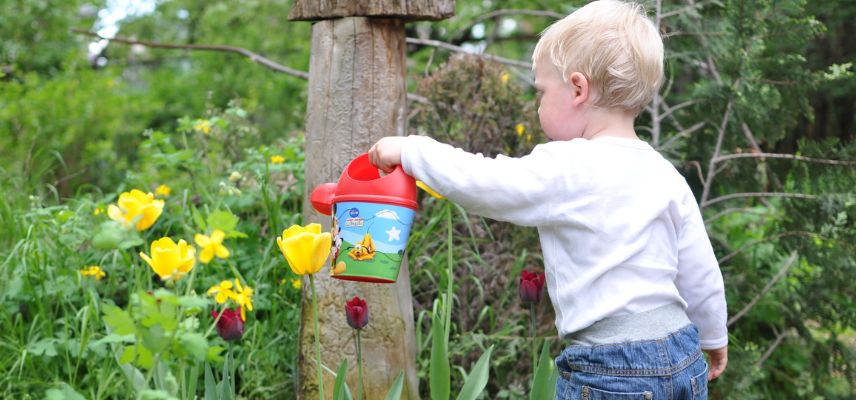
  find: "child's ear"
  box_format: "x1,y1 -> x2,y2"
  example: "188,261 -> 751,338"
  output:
568,72 -> 589,106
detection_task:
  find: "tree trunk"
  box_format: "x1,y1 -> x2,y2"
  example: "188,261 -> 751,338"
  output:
298,17 -> 418,400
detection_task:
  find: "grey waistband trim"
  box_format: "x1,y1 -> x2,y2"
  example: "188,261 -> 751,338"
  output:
567,303 -> 691,346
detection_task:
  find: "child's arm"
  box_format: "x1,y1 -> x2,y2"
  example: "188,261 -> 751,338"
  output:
369,135 -> 574,227
673,196 -> 729,379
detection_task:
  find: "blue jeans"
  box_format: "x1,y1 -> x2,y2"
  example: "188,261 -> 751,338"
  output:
555,324 -> 708,399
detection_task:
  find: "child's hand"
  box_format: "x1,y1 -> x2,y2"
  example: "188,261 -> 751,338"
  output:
369,136 -> 407,173
704,346 -> 727,381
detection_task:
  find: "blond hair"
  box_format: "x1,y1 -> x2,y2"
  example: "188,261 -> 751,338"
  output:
532,0 -> 663,113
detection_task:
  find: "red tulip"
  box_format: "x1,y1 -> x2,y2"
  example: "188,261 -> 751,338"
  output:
519,270 -> 546,304
345,296 -> 369,330
211,308 -> 244,341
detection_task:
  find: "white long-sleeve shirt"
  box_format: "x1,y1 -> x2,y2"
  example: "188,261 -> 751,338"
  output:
401,135 -> 728,349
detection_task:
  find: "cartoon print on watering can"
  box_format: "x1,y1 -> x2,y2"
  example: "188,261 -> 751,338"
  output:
310,153 -> 418,283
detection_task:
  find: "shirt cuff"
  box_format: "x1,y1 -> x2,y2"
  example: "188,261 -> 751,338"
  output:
699,335 -> 728,350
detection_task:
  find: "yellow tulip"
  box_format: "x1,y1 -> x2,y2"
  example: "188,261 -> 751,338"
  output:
139,237 -> 196,281
194,229 -> 230,264
275,224 -> 331,276
107,189 -> 164,231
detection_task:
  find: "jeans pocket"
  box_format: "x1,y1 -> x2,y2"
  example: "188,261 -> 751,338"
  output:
691,364 -> 709,399
582,385 -> 654,400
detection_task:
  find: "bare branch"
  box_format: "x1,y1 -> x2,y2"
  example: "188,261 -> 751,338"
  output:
686,160 -> 705,184
703,206 -> 769,225
72,29 -> 310,80
405,37 -> 532,70
700,95 -> 735,207
713,152 -> 856,166
718,231 -> 820,265
727,252 -> 798,327
452,8 -> 566,40
468,8 -> 566,25
660,0 -> 716,18
74,29 -> 445,108
703,192 -> 820,208
757,328 -> 793,367
657,99 -> 698,122
660,121 -> 706,151
649,0 -> 663,147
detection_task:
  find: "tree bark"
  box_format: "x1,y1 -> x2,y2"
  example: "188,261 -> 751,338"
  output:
298,17 -> 418,400
290,0 -> 454,21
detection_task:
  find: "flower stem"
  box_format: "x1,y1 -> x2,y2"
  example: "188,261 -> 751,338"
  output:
205,303 -> 230,338
310,274 -> 325,400
529,303 -> 537,377
444,202 -> 454,349
356,329 -> 364,400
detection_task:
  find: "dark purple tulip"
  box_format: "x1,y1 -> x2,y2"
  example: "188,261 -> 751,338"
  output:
345,296 -> 369,330
211,308 -> 244,341
519,270 -> 546,304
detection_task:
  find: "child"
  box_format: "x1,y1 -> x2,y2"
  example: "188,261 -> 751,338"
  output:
369,0 -> 727,398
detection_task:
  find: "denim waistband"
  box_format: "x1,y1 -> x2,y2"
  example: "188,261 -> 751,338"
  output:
557,324 -> 702,377
567,303 -> 691,346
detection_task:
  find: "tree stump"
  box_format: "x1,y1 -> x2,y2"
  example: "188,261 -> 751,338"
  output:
293,1 -> 455,397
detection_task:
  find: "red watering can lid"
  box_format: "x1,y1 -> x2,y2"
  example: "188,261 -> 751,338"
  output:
310,153 -> 418,215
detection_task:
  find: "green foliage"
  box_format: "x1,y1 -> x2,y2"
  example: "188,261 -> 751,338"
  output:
530,341 -> 559,400
1,0 -> 855,399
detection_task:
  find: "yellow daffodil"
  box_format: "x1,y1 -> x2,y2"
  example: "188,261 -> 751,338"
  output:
232,279 -> 254,321
270,155 -> 285,164
416,180 -> 445,200
207,280 -> 235,304
80,265 -> 106,280
515,123 -> 526,137
275,224 -> 331,276
194,229 -> 230,264
155,184 -> 171,197
107,189 -> 164,231
291,278 -> 302,289
194,120 -> 211,135
501,71 -> 510,84
139,237 -> 196,281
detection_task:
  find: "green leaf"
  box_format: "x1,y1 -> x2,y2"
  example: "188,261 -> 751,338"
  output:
207,346 -> 226,363
142,325 -> 169,353
137,345 -> 154,369
178,295 -> 210,309
530,341 -> 559,400
456,345 -> 493,400
333,359 -> 349,400
119,345 -> 137,365
207,210 -> 239,232
204,363 -> 218,400
45,383 -> 86,400
103,304 -> 136,335
385,371 -> 405,400
192,207 -> 207,232
27,338 -> 58,357
180,333 -> 209,362
430,310 -> 450,400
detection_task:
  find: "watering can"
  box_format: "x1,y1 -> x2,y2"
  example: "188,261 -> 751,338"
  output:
310,153 -> 418,283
